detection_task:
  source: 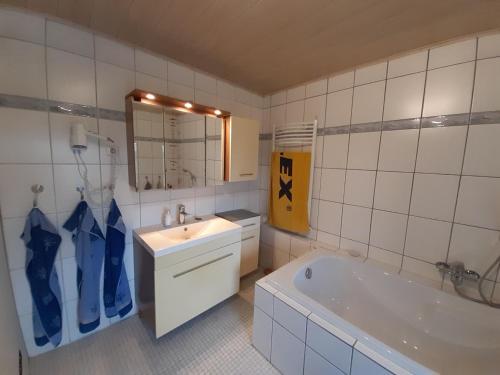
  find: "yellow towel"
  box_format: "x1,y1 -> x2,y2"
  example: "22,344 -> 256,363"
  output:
268,151 -> 311,234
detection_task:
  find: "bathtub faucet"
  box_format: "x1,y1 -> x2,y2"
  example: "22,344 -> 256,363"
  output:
435,261 -> 480,286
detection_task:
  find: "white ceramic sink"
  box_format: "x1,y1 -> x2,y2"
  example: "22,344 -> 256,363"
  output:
133,216 -> 242,257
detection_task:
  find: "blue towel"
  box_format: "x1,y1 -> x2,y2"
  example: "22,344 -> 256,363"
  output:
21,208 -> 63,347
103,199 -> 132,318
63,201 -> 105,333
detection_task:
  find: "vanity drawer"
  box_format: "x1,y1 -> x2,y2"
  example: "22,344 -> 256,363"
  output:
238,216 -> 260,232
154,241 -> 241,337
240,228 -> 259,276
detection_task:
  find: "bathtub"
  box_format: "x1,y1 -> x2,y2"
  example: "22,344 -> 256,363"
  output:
252,247 -> 500,375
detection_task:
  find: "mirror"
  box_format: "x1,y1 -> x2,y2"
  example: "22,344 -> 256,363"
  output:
126,90 -> 231,191
128,100 -> 207,191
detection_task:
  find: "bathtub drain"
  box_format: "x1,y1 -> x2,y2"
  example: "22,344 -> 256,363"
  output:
305,267 -> 312,279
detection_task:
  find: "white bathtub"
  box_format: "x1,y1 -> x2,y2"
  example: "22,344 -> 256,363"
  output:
252,248 -> 500,375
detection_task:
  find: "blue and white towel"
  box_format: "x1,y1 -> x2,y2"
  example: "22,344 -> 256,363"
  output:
103,199 -> 132,318
63,201 -> 105,333
21,208 -> 63,347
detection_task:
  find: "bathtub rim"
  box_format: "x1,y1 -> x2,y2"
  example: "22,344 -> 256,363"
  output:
256,247 -> 439,375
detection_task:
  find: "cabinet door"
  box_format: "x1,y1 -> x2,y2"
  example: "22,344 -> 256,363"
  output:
240,229 -> 259,276
154,242 -> 241,337
224,116 -> 260,181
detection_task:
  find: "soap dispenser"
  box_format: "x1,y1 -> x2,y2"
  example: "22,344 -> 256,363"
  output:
161,207 -> 172,227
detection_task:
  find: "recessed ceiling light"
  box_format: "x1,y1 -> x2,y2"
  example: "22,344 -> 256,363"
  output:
214,109 -> 222,116
145,93 -> 156,100
184,102 -> 193,109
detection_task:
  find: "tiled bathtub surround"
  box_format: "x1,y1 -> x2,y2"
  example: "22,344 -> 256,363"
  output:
258,33 -> 500,297
0,8 -> 264,356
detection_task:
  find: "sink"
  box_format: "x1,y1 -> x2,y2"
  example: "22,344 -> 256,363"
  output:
133,216 -> 242,257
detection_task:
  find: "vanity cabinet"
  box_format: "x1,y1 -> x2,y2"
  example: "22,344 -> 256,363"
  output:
216,210 -> 260,277
134,230 -> 241,338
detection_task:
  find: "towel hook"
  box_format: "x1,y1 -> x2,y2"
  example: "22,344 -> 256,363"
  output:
31,184 -> 44,208
76,187 -> 85,201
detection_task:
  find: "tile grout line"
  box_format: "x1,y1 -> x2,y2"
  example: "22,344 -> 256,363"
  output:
366,63 -> 389,260
399,49 -> 430,274
443,37 -> 478,290
338,72 -> 356,245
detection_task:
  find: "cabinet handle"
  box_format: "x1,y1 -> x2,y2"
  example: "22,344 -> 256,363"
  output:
242,223 -> 256,228
173,253 -> 233,278
242,236 -> 255,242
239,173 -> 254,177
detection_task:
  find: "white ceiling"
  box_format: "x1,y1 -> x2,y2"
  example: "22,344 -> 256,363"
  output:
3,0 -> 500,94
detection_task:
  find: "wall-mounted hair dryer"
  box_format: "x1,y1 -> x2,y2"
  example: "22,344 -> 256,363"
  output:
70,122 -> 116,151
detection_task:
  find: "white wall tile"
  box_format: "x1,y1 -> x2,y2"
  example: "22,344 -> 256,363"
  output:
195,72 -> 216,94
344,170 -> 375,207
387,50 -> 428,78
477,33 -> 500,59
305,79 -> 327,98
383,72 -> 425,121
47,21 -> 94,58
135,72 -> 166,95
252,306 -> 272,360
94,36 -> 134,70
401,257 -> 442,284
410,173 -> 459,221
322,135 -> 348,168
355,62 -> 387,85
368,246 -> 402,268
341,205 -> 371,243
325,89 -> 352,127
428,38 -> 476,69
135,49 -> 165,78
0,38 -> 46,98
271,321 -> 305,375
423,62 -> 474,117
270,105 -> 286,128
378,129 -> 418,172
0,108 -> 51,164
351,81 -> 385,124
339,238 -> 368,256
347,132 -> 380,170
0,165 -> 56,218
415,126 -> 467,174
449,224 -> 500,275
317,200 -> 342,236
319,169 -> 345,202
168,81 -> 194,101
0,9 -> 45,44
463,124 -> 500,177
373,171 -> 412,214
316,231 -> 340,248
290,236 -> 310,258
168,61 -> 194,87
286,85 -> 305,102
285,100 -> 304,123
404,216 -> 451,263
54,164 -> 102,212
455,176 -> 500,230
370,210 -> 407,253
304,95 -> 326,128
328,71 -> 354,92
99,119 -> 128,164
96,62 -> 135,111
271,91 -> 286,106
47,48 -> 96,106
472,57 -> 500,112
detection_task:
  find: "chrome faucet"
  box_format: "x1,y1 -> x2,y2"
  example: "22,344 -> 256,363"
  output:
435,261 -> 480,286
177,204 -> 189,225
